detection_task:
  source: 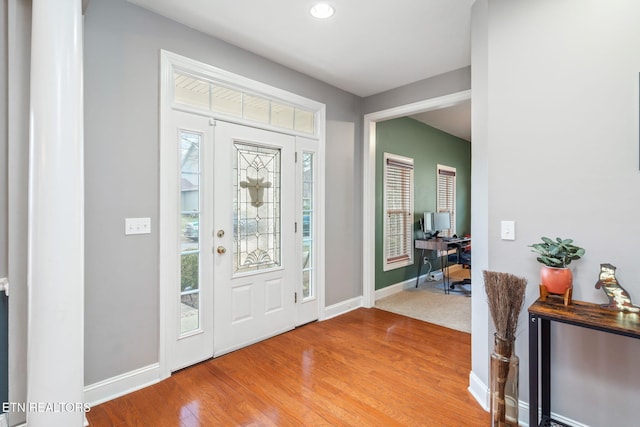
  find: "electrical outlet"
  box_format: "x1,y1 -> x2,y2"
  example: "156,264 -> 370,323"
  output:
125,217 -> 151,235
429,271 -> 444,281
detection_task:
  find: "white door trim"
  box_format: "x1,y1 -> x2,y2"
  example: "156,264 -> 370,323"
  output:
361,90 -> 471,308
159,51 -> 326,379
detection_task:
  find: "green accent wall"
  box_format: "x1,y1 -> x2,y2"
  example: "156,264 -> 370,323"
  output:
376,117 -> 471,290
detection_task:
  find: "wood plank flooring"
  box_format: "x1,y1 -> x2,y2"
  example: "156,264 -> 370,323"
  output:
87,308 -> 489,426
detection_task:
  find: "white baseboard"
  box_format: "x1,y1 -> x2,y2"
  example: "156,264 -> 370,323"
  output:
468,370 -> 588,427
374,265 -> 463,302
552,413 -> 589,427
468,371 -> 532,426
323,296 -> 362,320
84,363 -> 161,407
374,270 -> 443,301
518,400 -> 530,427
374,281 -> 409,300
520,407 -> 588,427
468,370 -> 489,412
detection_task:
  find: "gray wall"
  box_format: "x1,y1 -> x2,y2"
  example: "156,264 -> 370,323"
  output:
476,1 -> 640,425
83,0 -> 363,384
363,66 -> 471,115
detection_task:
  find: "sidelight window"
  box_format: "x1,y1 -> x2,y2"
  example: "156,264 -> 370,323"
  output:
179,130 -> 202,335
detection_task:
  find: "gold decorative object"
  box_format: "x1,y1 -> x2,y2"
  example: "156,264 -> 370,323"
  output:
595,263 -> 640,312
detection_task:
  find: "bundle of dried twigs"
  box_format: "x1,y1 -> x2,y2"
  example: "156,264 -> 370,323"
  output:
483,270 -> 527,427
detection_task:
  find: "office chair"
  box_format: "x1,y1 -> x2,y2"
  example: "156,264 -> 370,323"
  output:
447,244 -> 471,290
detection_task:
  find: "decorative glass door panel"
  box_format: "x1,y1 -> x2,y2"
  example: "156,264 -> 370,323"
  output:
180,130 -> 201,335
233,143 -> 281,274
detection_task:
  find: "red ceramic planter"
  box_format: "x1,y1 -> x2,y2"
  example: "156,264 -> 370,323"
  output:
540,266 -> 573,294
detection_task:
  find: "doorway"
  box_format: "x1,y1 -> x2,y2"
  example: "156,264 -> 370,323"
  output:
159,51 -> 326,375
361,90 -> 472,307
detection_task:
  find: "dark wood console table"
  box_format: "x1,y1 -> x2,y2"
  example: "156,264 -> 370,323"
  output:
528,297 -> 640,427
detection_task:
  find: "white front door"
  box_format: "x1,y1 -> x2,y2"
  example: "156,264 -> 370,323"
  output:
213,121 -> 296,356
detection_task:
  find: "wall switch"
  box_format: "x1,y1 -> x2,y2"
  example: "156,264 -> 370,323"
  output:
125,217 -> 151,235
501,220 -> 515,240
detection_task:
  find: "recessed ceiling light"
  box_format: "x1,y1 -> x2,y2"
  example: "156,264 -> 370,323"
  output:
310,3 -> 335,19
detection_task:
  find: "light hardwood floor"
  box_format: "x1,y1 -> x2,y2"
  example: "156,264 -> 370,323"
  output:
87,308 -> 488,426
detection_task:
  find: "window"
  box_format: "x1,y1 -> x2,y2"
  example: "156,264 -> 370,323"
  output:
302,152 -> 314,299
437,164 -> 456,237
383,153 -> 414,271
173,71 -> 316,135
180,130 -> 202,335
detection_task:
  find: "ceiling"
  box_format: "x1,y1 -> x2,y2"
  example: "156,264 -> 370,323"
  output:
127,0 -> 473,141
409,99 -> 471,142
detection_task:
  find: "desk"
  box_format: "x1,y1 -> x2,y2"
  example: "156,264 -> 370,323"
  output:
414,238 -> 470,293
528,297 -> 640,427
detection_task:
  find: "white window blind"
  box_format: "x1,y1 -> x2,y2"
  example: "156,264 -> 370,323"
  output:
383,153 -> 414,271
437,164 -> 456,237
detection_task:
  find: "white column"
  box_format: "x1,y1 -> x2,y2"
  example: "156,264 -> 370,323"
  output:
27,0 -> 85,426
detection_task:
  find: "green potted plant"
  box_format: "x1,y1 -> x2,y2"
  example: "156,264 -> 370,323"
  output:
530,237 -> 585,298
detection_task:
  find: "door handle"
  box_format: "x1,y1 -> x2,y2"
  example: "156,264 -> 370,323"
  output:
216,246 -> 227,255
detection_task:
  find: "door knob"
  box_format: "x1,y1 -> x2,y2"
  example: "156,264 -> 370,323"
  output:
217,246 -> 227,254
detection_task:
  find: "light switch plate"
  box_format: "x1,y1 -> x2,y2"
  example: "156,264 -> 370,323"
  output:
501,220 -> 515,240
125,217 -> 151,235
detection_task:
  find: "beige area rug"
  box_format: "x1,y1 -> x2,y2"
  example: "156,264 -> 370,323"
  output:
375,268 -> 472,333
